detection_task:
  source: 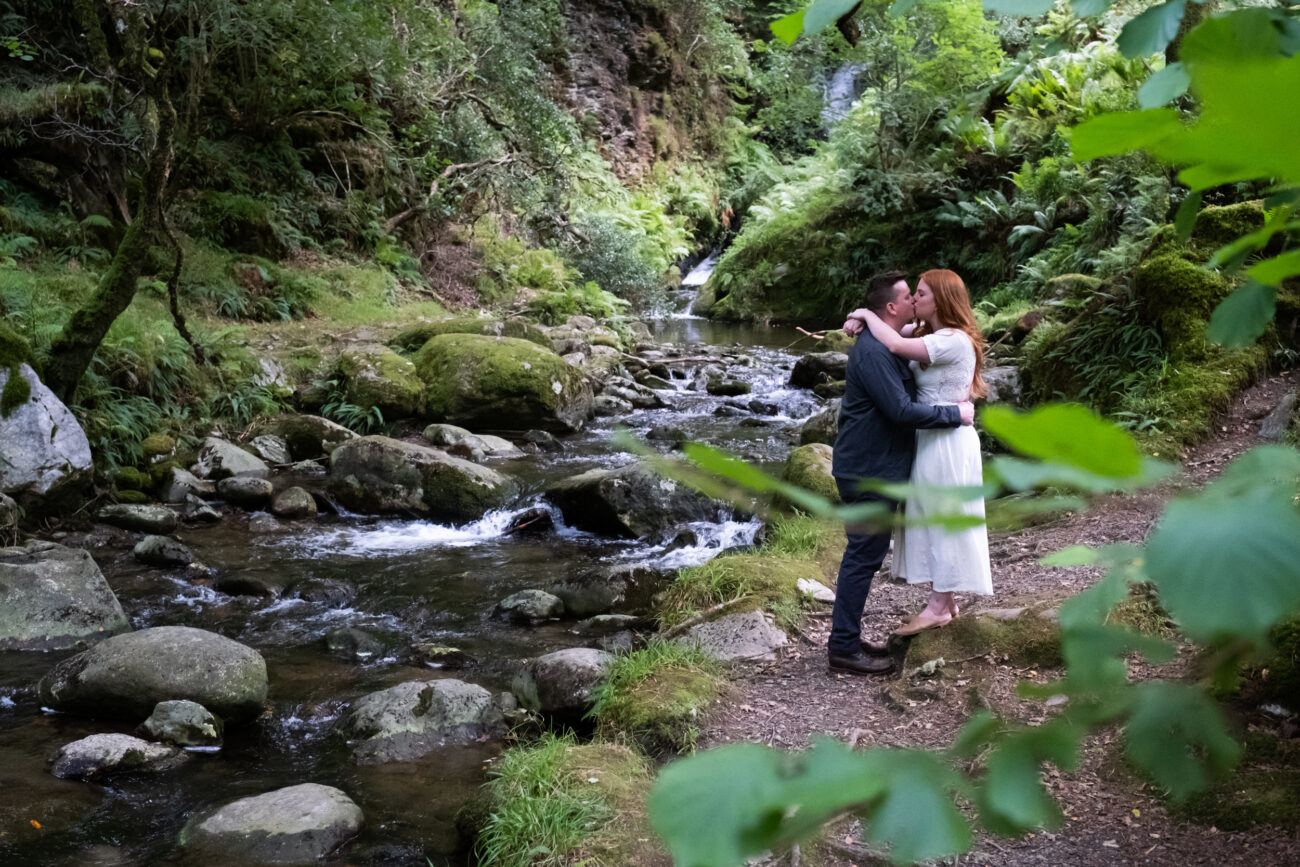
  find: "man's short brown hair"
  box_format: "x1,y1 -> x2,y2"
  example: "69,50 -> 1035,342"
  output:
862,270 -> 908,312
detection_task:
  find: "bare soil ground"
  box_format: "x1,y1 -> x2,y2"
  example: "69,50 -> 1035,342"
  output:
699,369 -> 1300,867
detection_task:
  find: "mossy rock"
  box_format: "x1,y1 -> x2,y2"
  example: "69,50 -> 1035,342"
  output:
1190,201 -> 1266,254
1041,273 -> 1104,303
659,552 -> 814,631
818,331 -> 855,353
1132,253 -> 1234,358
902,606 -> 1062,669
0,320 -> 36,419
336,344 -> 423,418
778,443 -> 839,509
141,435 -> 176,461
391,317 -> 548,353
1250,615 -> 1300,713
114,490 -> 149,505
415,333 -> 593,433
594,663 -> 724,755
114,467 -> 150,492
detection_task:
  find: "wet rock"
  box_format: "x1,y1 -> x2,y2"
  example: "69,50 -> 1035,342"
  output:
523,429 -> 564,452
180,783 -> 362,863
497,589 -> 565,624
707,378 -> 751,397
293,578 -> 357,607
780,443 -> 839,505
799,400 -> 840,446
712,404 -> 746,418
789,352 -> 848,389
133,535 -> 194,568
97,504 -> 179,535
192,437 -> 269,481
141,434 -> 177,462
50,733 -> 187,780
260,414 -> 358,461
739,417 -> 771,428
410,644 -> 470,669
414,333 -> 594,433
512,648 -> 613,718
329,435 -> 518,521
638,373 -> 675,390
549,564 -> 666,617
340,679 -> 505,762
983,365 -> 1022,405
645,425 -> 686,447
162,467 -> 215,503
270,486 -> 317,519
246,514 -> 283,534
748,399 -> 779,415
216,476 -> 274,509
0,363 -> 92,506
391,316 -> 549,351
676,610 -> 789,661
502,507 -> 554,536
592,394 -> 634,416
214,570 -> 283,596
0,491 -> 17,529
181,494 -> 221,524
546,461 -> 719,538
324,627 -> 385,662
813,380 -> 845,399
247,434 -> 291,465
337,343 -> 424,418
0,540 -> 129,651
603,381 -> 665,409
38,625 -> 268,722
575,614 -> 643,635
141,699 -> 223,747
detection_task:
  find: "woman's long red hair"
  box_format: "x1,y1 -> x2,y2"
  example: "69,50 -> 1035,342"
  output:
914,269 -> 987,399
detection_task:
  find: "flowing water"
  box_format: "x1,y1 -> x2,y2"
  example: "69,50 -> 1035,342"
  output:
0,281 -> 834,864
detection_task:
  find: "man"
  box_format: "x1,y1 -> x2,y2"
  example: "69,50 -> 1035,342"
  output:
827,270 -> 974,675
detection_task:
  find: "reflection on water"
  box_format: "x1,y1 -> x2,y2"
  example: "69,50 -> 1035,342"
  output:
0,314 -> 839,865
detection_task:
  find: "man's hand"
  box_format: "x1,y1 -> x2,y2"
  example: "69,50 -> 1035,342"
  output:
958,401 -> 975,426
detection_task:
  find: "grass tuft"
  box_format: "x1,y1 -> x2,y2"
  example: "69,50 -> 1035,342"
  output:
590,642 -> 725,755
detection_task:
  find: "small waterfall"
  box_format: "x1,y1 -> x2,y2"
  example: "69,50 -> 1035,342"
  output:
822,62 -> 864,127
669,250 -> 720,319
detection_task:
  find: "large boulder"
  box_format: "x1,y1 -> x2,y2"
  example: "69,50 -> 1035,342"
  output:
337,343 -> 424,418
50,733 -> 187,780
38,625 -> 268,722
0,363 -> 92,504
548,564 -> 666,617
258,414 -> 358,461
192,437 -> 269,481
0,540 -> 129,651
780,443 -> 839,506
512,648 -> 613,718
181,783 -> 362,864
546,462 -> 720,538
339,679 -> 506,762
328,435 -> 517,521
414,333 -> 593,433
983,365 -> 1022,405
789,352 -> 848,389
391,316 -> 549,352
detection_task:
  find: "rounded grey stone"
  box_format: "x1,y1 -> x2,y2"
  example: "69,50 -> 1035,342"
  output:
50,733 -> 187,779
38,625 -> 268,722
496,589 -> 565,623
340,679 -> 505,762
270,486 -> 317,519
97,504 -> 179,535
216,476 -> 274,508
0,540 -> 129,651
181,783 -> 362,863
133,535 -> 194,568
511,648 -> 613,717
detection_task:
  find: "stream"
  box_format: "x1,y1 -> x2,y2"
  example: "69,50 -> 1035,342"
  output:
0,264 -> 834,865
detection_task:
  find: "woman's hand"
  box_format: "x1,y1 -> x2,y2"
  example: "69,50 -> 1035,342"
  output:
842,307 -> 870,336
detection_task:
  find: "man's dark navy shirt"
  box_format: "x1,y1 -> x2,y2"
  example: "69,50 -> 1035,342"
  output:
831,329 -> 961,485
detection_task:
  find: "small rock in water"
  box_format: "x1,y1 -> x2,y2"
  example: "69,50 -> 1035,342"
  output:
707,378 -> 751,397
324,627 -> 385,662
214,571 -> 282,597
662,528 -> 699,552
739,417 -> 771,428
496,589 -> 565,624
141,699 -> 223,747
512,648 -> 613,719
712,405 -> 746,418
410,644 -> 470,669
181,493 -> 222,524
748,399 -> 779,415
133,535 -> 194,568
592,395 -> 634,416
523,430 -> 564,452
97,504 -> 179,535
50,733 -> 187,779
270,486 -> 317,519
646,425 -> 687,447
181,783 -> 362,863
575,614 -> 642,634
294,578 -> 357,607
247,513 -> 282,534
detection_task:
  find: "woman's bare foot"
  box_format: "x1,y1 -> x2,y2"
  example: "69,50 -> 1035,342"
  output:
894,610 -> 953,636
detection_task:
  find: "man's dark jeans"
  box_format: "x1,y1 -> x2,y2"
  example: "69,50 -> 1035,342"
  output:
828,479 -> 900,657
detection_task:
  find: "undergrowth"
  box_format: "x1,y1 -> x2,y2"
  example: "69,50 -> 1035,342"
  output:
590,642 -> 725,755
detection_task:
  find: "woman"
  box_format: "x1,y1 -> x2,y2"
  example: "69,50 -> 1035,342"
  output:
845,269 -> 992,634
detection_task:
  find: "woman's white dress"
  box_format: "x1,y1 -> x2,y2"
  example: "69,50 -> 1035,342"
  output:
892,328 -> 993,595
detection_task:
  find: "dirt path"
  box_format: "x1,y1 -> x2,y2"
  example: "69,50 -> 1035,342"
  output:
699,370 -> 1300,867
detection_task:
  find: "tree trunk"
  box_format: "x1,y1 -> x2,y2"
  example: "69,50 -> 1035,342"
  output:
43,74 -> 177,404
